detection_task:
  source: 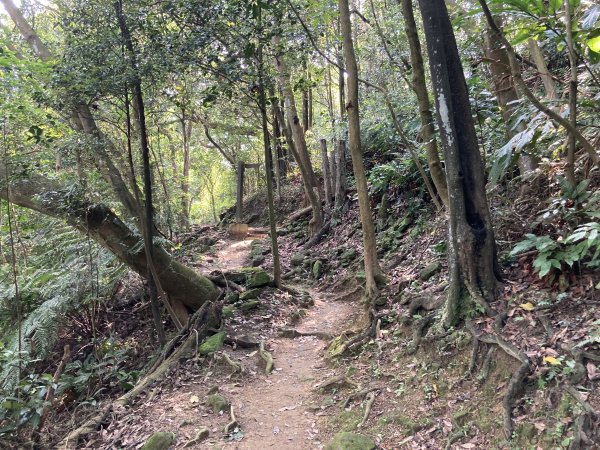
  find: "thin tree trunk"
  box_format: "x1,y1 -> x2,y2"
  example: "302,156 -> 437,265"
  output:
116,0 -> 168,340
418,0 -> 500,326
257,41 -> 281,287
320,139 -> 333,206
401,0 -> 449,205
527,39 -> 558,101
180,115 -> 192,230
332,139 -> 347,221
339,0 -> 384,300
273,35 -> 323,235
564,0 -> 577,186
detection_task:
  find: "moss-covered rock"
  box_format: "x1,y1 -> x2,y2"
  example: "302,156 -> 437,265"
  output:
207,393 -> 229,413
225,292 -> 239,304
312,260 -> 323,279
323,432 -> 376,450
340,248 -> 358,266
240,300 -> 260,312
291,252 -> 305,267
246,269 -> 272,288
141,431 -> 175,450
240,288 -> 262,301
222,306 -> 235,318
419,261 -> 441,281
199,332 -> 226,355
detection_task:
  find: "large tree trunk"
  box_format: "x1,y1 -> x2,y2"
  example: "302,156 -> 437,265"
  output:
339,0 -> 384,300
418,0 -> 500,326
273,35 -> 323,236
1,169 -> 220,312
400,0 -> 449,206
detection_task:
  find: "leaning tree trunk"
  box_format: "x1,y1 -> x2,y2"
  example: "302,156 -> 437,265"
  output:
418,0 -> 501,326
339,0 -> 384,300
0,169 -> 220,313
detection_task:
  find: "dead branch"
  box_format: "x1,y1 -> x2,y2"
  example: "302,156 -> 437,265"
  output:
343,385 -> 384,408
357,390 -> 378,428
223,405 -> 238,434
258,341 -> 274,374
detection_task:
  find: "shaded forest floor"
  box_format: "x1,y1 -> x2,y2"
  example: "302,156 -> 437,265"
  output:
38,174 -> 600,449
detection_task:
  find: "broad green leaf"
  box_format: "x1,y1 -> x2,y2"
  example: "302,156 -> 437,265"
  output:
588,35 -> 600,53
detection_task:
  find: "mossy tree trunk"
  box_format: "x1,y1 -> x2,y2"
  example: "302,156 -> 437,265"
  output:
418,0 -> 501,326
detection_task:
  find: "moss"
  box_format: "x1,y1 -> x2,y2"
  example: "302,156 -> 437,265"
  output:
323,432 -> 376,450
222,306 -> 235,318
141,432 -> 175,450
240,300 -> 260,312
330,410 -> 362,432
199,332 -> 226,355
240,288 -> 262,301
246,269 -> 272,288
207,393 -> 229,413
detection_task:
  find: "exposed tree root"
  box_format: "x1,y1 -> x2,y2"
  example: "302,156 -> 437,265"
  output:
277,328 -> 332,340
336,309 -> 387,354
343,386 -> 384,408
258,341 -> 274,374
58,302 -> 221,449
406,314 -> 435,355
466,321 -> 530,440
303,220 -> 331,250
316,375 -> 358,392
335,285 -> 363,303
357,390 -> 378,428
223,405 -> 238,434
207,274 -> 244,292
479,347 -> 496,383
218,351 -> 244,374
565,386 -> 598,450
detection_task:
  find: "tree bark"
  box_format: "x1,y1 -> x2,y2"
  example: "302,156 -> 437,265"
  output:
320,139 -> 333,206
418,0 -> 500,326
180,115 -> 192,230
339,0 -> 384,299
400,0 -> 449,206
333,139 -> 348,219
527,39 -> 558,101
564,0 -> 577,186
273,35 -> 323,235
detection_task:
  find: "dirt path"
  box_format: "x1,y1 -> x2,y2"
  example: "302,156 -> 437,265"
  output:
90,236 -> 360,450
219,292 -> 357,449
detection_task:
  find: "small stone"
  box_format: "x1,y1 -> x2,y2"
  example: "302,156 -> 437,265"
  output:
419,261 -> 442,281
312,260 -> 323,279
207,393 -> 229,413
199,332 -> 226,355
374,297 -> 387,307
291,253 -> 305,267
141,432 -> 175,450
323,432 -> 376,450
240,300 -> 260,312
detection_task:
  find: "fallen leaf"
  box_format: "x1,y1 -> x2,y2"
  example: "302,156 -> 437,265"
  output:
189,395 -> 200,404
520,302 -> 535,311
587,362 -> 598,380
543,356 -> 561,366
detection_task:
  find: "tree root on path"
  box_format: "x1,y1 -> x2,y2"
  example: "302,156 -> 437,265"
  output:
315,375 -> 358,392
357,390 -> 378,428
57,302 -> 221,449
564,385 -> 599,450
259,341 -> 274,374
343,385 -> 384,408
225,334 -> 260,349
217,351 -> 244,374
223,405 -> 238,434
303,220 -> 331,250
336,309 -> 387,354
466,321 -> 530,441
277,328 -> 332,340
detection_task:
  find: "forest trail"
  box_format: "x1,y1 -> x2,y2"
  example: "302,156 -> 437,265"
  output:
90,234 -> 361,449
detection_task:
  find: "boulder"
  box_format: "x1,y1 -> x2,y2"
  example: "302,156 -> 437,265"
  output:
141,432 -> 175,450
199,332 -> 226,355
324,432 -> 376,450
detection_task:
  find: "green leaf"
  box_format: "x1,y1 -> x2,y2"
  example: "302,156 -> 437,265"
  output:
587,35 -> 600,53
